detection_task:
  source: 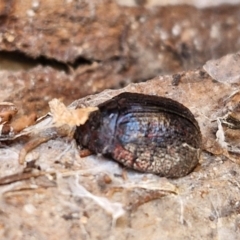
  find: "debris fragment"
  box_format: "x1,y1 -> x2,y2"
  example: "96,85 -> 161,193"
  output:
49,98 -> 98,127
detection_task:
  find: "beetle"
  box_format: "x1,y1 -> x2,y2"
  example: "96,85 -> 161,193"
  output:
74,92 -> 202,178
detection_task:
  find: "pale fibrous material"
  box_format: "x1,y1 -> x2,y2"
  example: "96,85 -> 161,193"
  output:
2,53 -> 240,239
49,98 -> 98,127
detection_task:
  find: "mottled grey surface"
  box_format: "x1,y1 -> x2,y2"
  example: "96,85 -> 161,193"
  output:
0,62 -> 240,239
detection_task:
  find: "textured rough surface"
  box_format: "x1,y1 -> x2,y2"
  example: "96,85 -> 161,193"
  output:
0,65 -> 126,116
0,1 -> 240,240
75,92 -> 202,178
1,1 -> 240,96
1,63 -> 240,239
1,1 -> 240,117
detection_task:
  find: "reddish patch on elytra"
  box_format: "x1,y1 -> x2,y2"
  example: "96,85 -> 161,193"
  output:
112,144 -> 135,167
134,158 -> 151,172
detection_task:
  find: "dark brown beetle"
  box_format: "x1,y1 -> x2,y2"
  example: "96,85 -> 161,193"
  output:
74,92 -> 202,178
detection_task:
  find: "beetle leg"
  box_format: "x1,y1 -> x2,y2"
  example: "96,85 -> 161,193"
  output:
79,148 -> 93,157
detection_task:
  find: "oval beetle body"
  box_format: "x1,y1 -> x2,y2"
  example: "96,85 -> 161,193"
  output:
74,92 -> 202,178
